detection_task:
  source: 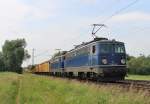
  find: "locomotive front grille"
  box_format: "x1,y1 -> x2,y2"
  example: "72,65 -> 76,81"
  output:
102,67 -> 126,77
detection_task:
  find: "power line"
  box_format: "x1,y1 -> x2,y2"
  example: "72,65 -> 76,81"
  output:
102,0 -> 140,23
62,0 -> 140,45
31,49 -> 52,65
88,0 -> 140,38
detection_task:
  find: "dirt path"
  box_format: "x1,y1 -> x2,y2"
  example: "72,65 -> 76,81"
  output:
15,75 -> 22,104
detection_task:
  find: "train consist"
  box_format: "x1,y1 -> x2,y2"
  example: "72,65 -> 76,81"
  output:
33,37 -> 127,81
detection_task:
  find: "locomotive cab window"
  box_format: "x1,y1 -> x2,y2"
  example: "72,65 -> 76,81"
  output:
92,45 -> 96,54
114,44 -> 125,53
100,44 -> 113,53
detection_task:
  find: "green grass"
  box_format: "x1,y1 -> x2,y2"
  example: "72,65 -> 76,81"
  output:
0,72 -> 21,104
126,74 -> 150,80
0,72 -> 150,104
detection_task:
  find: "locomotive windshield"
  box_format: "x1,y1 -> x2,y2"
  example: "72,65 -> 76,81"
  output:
100,44 -> 113,53
100,43 -> 125,53
114,44 -> 125,53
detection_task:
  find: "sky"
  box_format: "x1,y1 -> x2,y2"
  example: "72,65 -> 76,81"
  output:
0,0 -> 150,66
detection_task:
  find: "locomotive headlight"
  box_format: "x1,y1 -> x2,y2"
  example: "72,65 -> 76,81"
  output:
121,59 -> 126,64
102,59 -> 107,64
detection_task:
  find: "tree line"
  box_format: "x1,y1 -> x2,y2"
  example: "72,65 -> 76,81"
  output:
127,54 -> 150,75
0,39 -> 30,73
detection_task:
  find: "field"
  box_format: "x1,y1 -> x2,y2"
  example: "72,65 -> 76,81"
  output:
0,72 -> 150,104
126,74 -> 150,80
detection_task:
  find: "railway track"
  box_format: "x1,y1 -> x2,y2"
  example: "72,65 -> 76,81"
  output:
77,78 -> 150,94
36,74 -> 150,94
116,80 -> 150,92
87,79 -> 150,95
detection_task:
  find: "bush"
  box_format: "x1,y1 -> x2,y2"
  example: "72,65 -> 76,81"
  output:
127,55 -> 150,75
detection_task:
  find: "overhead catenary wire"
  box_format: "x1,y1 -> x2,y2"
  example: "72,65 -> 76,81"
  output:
101,0 -> 140,23
31,49 -> 53,65
29,0 -> 140,66
36,0 -> 140,54
92,0 -> 140,37
62,0 -> 140,45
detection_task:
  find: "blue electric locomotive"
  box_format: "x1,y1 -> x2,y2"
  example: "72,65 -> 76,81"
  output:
64,38 -> 127,80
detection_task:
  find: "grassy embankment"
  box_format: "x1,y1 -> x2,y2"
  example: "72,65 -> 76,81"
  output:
126,74 -> 150,80
0,72 -> 150,104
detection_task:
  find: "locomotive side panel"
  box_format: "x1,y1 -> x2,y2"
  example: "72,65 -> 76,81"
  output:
64,46 -> 90,73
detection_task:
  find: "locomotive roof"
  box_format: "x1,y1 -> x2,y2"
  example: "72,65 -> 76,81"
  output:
51,37 -> 124,59
66,37 -> 124,53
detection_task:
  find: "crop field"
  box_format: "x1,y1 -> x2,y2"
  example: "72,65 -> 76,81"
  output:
0,72 -> 150,104
126,74 -> 150,80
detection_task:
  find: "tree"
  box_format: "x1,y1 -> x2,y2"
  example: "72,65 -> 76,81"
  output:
127,55 -> 150,75
52,51 -> 67,58
126,54 -> 135,61
0,52 -> 5,71
2,39 -> 30,73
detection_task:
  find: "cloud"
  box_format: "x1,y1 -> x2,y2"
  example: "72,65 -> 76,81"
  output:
0,0 -> 150,65
25,0 -> 59,20
0,0 -> 60,62
0,0 -> 59,35
0,0 -> 60,41
80,0 -> 97,4
0,0 -> 29,33
109,12 -> 150,23
0,0 -> 31,52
